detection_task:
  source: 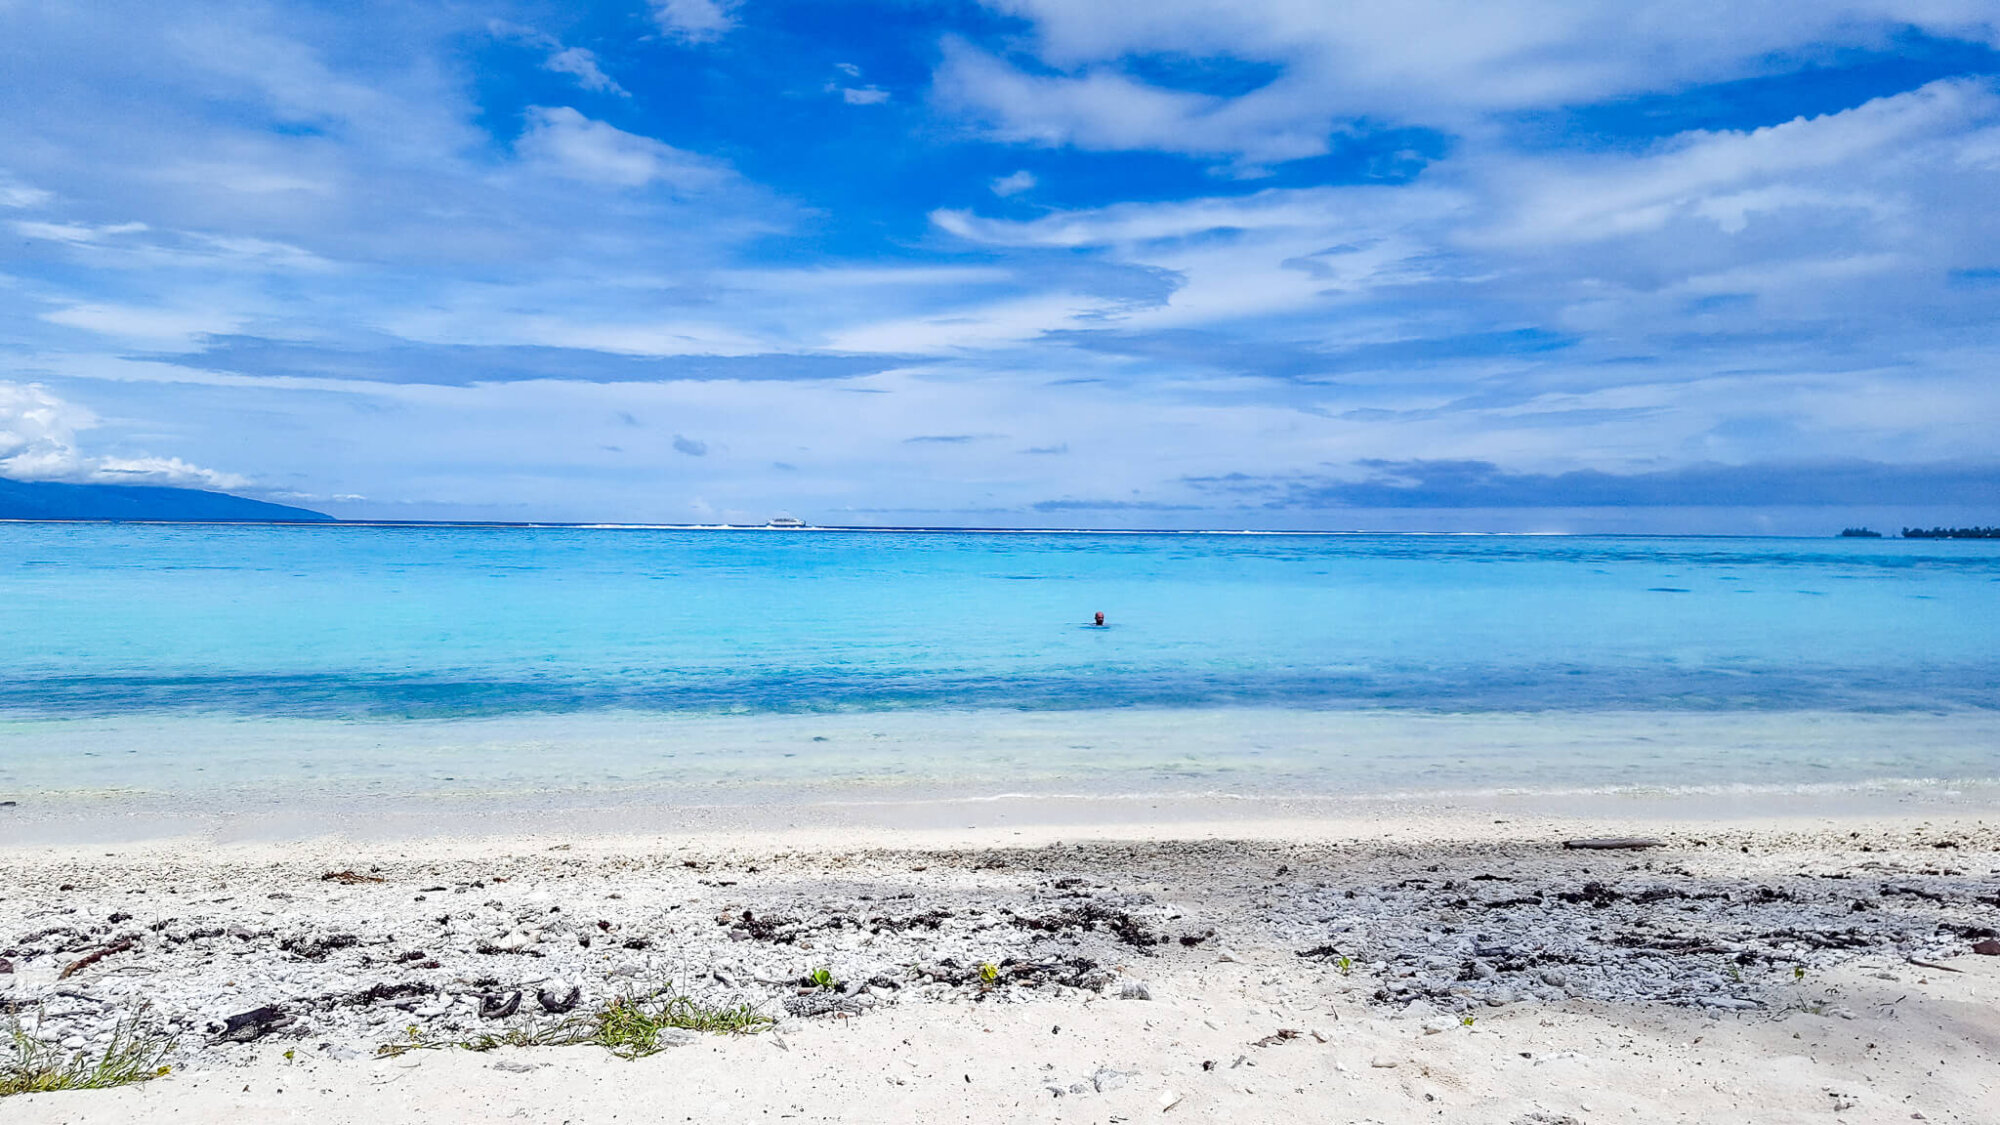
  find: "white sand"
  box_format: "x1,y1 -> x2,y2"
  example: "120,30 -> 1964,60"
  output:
4,811 -> 1998,1123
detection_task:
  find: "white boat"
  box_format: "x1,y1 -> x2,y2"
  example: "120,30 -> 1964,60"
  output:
766,516 -> 807,528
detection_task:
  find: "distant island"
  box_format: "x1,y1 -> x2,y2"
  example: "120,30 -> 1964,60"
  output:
1838,527 -> 1882,537
1901,526 -> 2000,539
0,478 -> 332,522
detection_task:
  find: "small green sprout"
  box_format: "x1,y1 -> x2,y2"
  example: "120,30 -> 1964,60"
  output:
807,968 -> 838,990
1335,955 -> 1353,976
979,962 -> 1000,984
1459,1015 -> 1476,1027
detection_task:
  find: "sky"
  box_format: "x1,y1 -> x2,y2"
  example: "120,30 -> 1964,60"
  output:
2,0 -> 1999,531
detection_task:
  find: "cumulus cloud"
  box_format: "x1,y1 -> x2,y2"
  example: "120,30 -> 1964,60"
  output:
651,0 -> 738,43
842,85 -> 890,106
516,106 -> 733,191
0,382 -> 247,489
672,433 -> 709,456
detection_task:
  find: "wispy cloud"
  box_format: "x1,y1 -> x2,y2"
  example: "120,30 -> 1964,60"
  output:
544,47 -> 628,97
516,106 -> 734,191
990,170 -> 1036,196
651,0 -> 738,44
1189,459 -> 2000,509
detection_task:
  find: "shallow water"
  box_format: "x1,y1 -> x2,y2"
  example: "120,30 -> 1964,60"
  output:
2,524 -> 1996,818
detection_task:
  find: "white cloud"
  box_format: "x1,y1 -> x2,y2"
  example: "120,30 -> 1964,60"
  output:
13,220 -> 149,244
0,174 -> 53,209
651,0 -> 738,43
842,86 -> 890,106
1477,79 -> 1997,246
544,47 -> 627,96
949,1 -> 2000,164
489,21 -> 628,96
516,106 -> 733,191
41,302 -> 247,349
926,76 -> 2000,353
990,170 -> 1037,196
935,39 -> 1298,161
0,381 -> 247,489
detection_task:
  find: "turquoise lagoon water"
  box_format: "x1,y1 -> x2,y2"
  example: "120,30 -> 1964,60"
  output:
1,524 -> 1997,817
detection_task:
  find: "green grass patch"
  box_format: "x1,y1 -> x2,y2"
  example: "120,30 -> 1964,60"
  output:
377,986 -> 772,1060
2,1007 -> 175,1098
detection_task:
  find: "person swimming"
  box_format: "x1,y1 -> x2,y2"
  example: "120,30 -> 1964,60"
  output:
1093,611 -> 1105,627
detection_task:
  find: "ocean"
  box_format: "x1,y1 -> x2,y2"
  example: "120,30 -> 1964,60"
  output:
3,523 -> 1997,830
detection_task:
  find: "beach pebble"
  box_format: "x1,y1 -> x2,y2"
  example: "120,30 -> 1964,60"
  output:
1421,1016 -> 1458,1034
1092,1068 -> 1128,1093
61,1035 -> 86,1050
1120,981 -> 1153,1001
1370,1056 -> 1399,1068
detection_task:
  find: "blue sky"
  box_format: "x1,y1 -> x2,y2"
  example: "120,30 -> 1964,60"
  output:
2,0 -> 1998,530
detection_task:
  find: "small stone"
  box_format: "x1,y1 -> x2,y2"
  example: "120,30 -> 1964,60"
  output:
61,1036 -> 86,1050
491,930 -> 536,952
1973,939 -> 2000,956
1158,1087 -> 1183,1111
1369,1056 -> 1398,1068
1120,981 -> 1153,1001
1421,1016 -> 1457,1035
1216,948 -> 1244,963
1092,1068 -> 1128,1093
1486,989 -> 1515,1007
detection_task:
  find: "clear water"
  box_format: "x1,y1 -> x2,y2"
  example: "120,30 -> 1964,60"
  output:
2,524 -> 1996,814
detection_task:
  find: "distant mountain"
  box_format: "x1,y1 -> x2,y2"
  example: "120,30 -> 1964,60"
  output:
0,478 -> 333,522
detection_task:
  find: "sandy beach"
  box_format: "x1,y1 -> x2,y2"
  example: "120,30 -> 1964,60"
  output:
5,809 -> 1998,1123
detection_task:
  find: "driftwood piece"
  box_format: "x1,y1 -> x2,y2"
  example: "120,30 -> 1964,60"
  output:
321,870 -> 385,884
59,937 -> 136,980
1563,837 -> 1664,851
